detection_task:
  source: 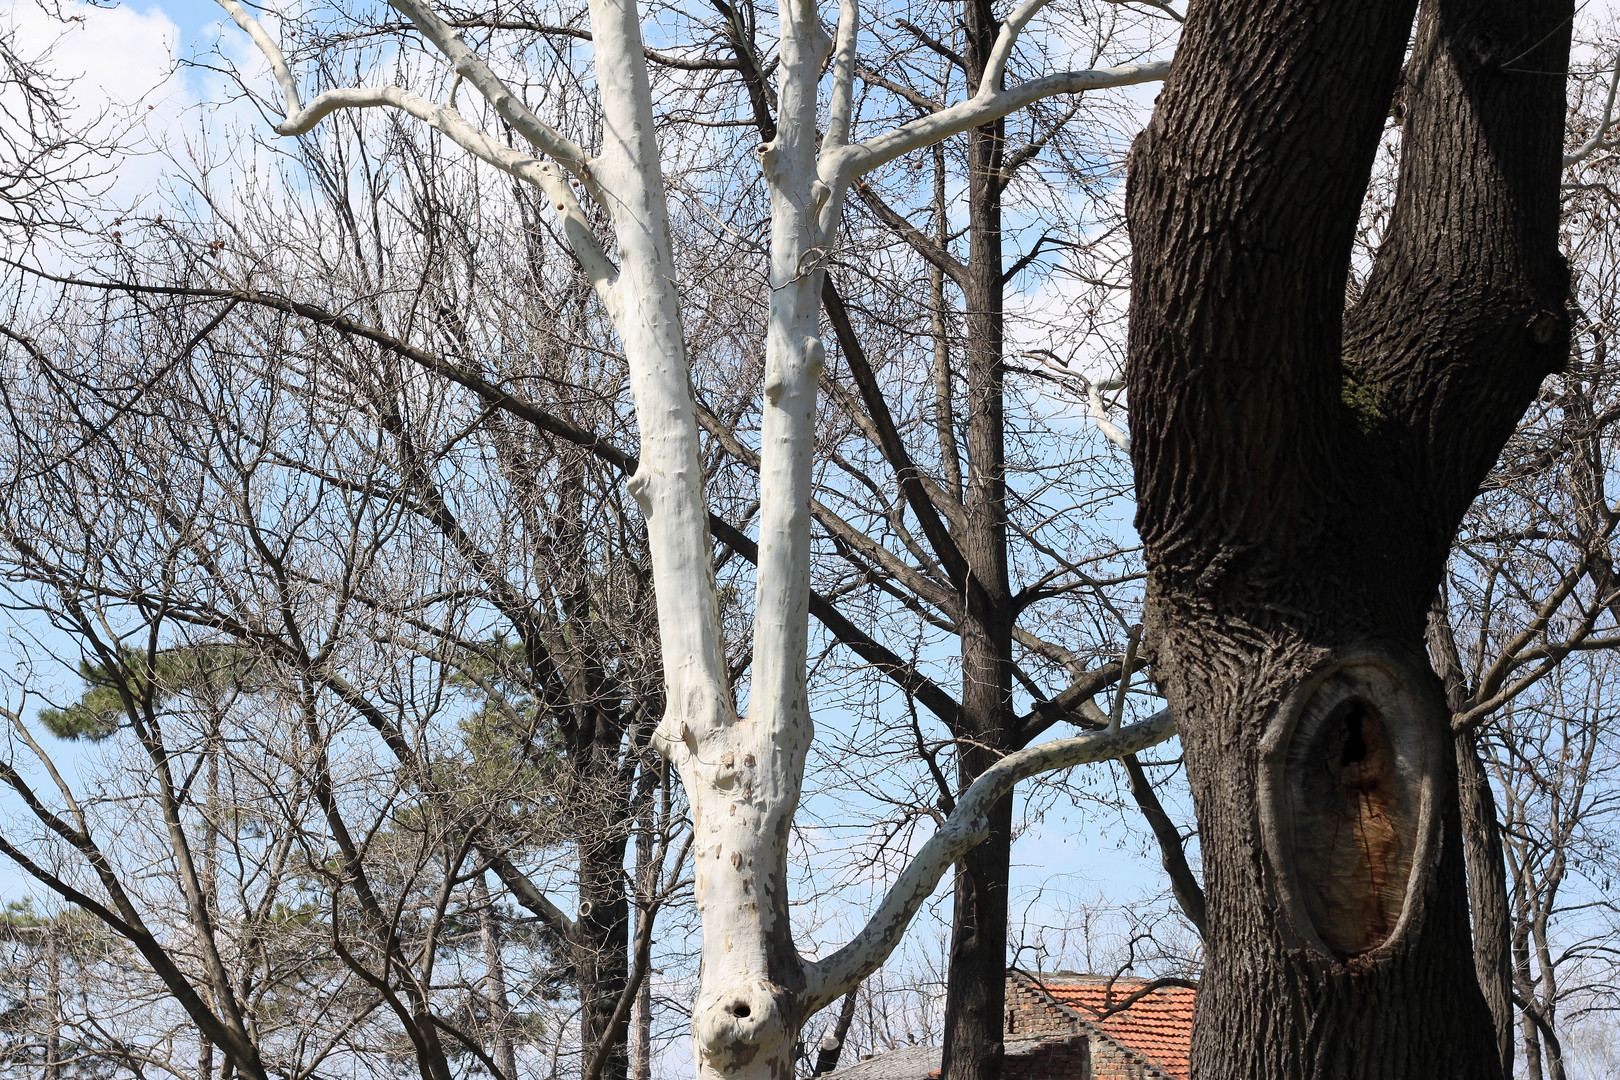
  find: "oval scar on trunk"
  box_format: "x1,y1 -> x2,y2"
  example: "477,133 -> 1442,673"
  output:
1262,652 -> 1443,960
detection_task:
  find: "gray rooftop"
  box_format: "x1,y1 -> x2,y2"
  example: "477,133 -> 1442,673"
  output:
825,1036 -> 1067,1080
825,1045 -> 941,1080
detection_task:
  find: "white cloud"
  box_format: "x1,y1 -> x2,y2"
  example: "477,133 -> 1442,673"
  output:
2,0 -> 196,217
5,0 -> 183,107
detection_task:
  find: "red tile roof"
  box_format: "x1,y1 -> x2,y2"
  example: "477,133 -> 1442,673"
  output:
1024,975 -> 1195,1080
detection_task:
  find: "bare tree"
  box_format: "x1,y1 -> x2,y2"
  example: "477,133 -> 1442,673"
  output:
0,11 -> 115,241
793,10 -> 1188,1077
192,2 -> 1179,1079
0,182 -> 694,1078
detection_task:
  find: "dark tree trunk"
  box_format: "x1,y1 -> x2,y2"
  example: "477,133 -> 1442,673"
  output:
940,4 -> 1017,1080
1456,728 -> 1515,1077
940,780 -> 1013,1080
1428,600 -> 1515,1077
576,800 -> 632,1080
1125,0 -> 1570,1075
544,462 -> 646,1080
1515,911 -> 1543,1080
812,988 -> 861,1076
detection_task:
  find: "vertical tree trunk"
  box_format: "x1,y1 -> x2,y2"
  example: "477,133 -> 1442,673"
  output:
575,0 -> 827,1070
1429,601 -> 1517,1078
579,829 -> 633,1080
1531,894 -> 1569,1080
929,142 -> 963,506
1516,911 -> 1544,1080
1125,0 -> 1571,1074
940,791 -> 1012,1080
941,7 -> 1016,1080
44,928 -> 60,1080
1456,729 -> 1515,1076
200,739 -> 219,1080
475,875 -> 518,1080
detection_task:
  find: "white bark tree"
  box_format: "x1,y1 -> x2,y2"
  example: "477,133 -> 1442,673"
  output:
216,2 -> 1172,1078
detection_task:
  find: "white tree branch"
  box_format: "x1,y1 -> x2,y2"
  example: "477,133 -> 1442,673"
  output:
217,0 -> 304,113
387,0 -> 596,186
825,61 -> 1170,184
741,0 -> 837,748
800,708 -> 1178,1010
1087,378 -> 1130,451
1565,50 -> 1620,167
981,0 -> 1054,91
824,0 -> 861,150
214,0 -> 618,297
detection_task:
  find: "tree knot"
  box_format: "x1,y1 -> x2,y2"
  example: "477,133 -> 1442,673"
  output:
694,980 -> 794,1074
1528,310 -> 1561,346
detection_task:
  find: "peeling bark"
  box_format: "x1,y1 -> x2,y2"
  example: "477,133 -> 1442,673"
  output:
216,0 -> 1175,1076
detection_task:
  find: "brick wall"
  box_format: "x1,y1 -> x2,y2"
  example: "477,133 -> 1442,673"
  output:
1090,1040 -> 1158,1080
1005,982 -> 1083,1036
1001,976 -> 1167,1080
1005,1034 -> 1091,1080
1001,1031 -> 1160,1080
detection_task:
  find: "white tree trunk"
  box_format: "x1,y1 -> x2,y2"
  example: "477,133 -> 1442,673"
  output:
213,2 -> 1175,1077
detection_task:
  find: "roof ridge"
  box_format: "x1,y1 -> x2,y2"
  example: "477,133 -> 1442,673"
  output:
1006,969 -> 1188,1080
1008,967 -> 1093,1027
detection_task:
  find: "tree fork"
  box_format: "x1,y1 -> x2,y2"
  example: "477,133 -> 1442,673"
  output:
1126,0 -> 1571,1074
210,0 -> 1175,1074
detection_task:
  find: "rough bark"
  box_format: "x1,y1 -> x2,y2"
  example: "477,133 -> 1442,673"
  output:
1428,600 -> 1515,1077
940,789 -> 1012,1080
1125,0 -> 1571,1075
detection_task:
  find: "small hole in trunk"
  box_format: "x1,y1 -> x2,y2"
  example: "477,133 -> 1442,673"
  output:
1338,700 -> 1369,766
730,1003 -> 751,1018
